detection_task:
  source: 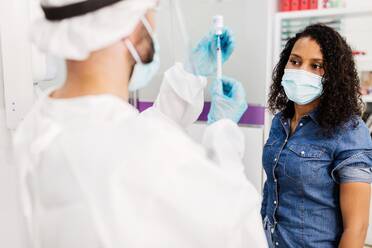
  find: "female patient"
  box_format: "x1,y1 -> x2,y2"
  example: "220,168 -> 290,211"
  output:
261,24 -> 372,248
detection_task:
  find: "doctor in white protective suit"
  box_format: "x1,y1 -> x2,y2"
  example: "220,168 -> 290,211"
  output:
13,0 -> 268,247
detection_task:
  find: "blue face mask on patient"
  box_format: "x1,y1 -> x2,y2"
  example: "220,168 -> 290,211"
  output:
281,69 -> 323,105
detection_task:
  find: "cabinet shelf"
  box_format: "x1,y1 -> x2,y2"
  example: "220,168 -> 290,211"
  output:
362,95 -> 372,103
356,57 -> 372,72
276,7 -> 372,21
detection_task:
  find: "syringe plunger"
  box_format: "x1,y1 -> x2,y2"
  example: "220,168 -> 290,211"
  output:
213,15 -> 224,35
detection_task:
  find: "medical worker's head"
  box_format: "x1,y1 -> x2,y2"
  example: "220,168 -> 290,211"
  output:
268,24 -> 363,135
33,0 -> 159,59
32,0 -> 159,92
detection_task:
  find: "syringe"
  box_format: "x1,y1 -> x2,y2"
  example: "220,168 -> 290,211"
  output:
213,15 -> 224,81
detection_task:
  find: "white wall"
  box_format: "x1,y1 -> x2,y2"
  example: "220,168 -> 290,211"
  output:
0,114 -> 29,248
0,0 -> 34,129
0,0 -> 34,246
0,50 -> 29,248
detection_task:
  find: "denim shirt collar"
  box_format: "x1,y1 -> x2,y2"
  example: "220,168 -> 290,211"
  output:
279,107 -> 320,127
307,107 -> 320,125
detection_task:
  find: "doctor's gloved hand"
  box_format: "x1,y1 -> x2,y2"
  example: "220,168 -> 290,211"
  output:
186,28 -> 235,77
208,77 -> 248,124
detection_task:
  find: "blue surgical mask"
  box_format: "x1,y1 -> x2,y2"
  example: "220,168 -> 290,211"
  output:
281,69 -> 323,105
125,18 -> 160,92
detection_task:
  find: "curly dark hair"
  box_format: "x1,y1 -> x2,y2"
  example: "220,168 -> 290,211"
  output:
268,24 -> 363,135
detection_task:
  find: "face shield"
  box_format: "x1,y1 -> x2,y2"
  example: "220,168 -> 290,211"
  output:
151,0 -> 258,104
154,0 -> 200,75
157,0 -> 245,76
128,0 -> 201,103
139,0 -> 244,99
31,0 -> 253,103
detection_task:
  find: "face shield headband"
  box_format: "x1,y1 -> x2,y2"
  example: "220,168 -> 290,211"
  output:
41,0 -> 125,21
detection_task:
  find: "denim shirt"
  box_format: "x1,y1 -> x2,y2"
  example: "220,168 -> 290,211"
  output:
261,110 -> 372,248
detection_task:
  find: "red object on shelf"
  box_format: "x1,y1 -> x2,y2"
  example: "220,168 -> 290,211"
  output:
291,0 -> 301,11
320,0 -> 329,8
300,0 -> 310,10
280,0 -> 292,12
352,51 -> 367,56
309,0 -> 318,9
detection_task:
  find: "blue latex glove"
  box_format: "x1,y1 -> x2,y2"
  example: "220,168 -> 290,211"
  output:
188,28 -> 235,77
208,77 -> 248,124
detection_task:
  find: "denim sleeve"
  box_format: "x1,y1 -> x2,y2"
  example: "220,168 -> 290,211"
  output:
332,151 -> 372,184
332,118 -> 372,184
260,181 -> 268,220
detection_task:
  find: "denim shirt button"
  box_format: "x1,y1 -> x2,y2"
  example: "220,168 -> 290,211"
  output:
274,201 -> 277,205
300,151 -> 305,156
275,242 -> 279,246
274,158 -> 277,162
299,123 -> 303,127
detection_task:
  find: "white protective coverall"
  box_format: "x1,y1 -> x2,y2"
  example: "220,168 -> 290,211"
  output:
13,63 -> 268,248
